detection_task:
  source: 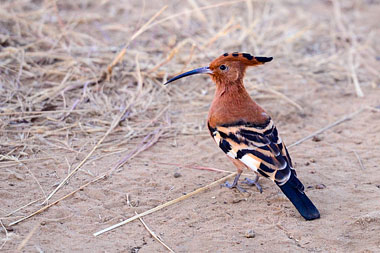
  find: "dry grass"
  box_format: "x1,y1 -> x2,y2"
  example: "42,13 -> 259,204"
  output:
0,0 -> 379,251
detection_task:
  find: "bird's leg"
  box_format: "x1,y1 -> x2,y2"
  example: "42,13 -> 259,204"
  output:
222,171 -> 247,193
242,174 -> 263,193
221,157 -> 249,193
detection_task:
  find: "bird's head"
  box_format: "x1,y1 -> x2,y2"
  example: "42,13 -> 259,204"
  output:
164,52 -> 272,85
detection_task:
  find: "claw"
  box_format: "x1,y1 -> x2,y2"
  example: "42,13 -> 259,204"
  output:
242,176 -> 263,193
222,181 -> 247,193
220,172 -> 247,193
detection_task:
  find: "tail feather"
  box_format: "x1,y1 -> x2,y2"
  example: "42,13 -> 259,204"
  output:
277,171 -> 320,220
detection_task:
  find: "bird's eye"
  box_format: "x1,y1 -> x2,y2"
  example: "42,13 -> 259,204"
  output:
219,65 -> 227,71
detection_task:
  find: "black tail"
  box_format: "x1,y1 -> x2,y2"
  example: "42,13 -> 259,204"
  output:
278,171 -> 320,220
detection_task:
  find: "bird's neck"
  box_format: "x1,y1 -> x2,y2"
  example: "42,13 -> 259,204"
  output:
208,80 -> 268,127
214,79 -> 247,97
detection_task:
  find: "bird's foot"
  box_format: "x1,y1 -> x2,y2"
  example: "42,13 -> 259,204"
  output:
242,177 -> 263,193
222,181 -> 247,193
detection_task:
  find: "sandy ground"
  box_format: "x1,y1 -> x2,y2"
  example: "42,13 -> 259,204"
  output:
1,0 -> 380,252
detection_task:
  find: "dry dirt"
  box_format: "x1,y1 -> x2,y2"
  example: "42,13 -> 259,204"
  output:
1,0 -> 380,252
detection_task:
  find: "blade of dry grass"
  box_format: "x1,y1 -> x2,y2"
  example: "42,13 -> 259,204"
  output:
5,197 -> 44,217
93,172 -> 236,236
16,224 -> 39,251
1,155 -> 46,199
348,48 -> 364,97
9,175 -> 102,226
202,17 -> 240,49
9,127 -> 163,226
0,220 -> 8,250
148,38 -> 195,74
0,109 -> 90,116
0,158 -> 53,169
146,0 -> 246,31
352,150 -> 365,170
136,212 -> 175,253
258,86 -> 304,112
105,5 -> 168,79
43,105 -> 129,204
288,107 -> 366,148
109,127 -> 164,175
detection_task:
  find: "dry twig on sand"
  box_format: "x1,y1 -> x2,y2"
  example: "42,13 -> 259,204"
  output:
136,213 -> 175,253
16,224 -> 39,251
43,106 -> 130,203
9,128 -> 163,226
288,107 -> 366,148
93,173 -> 236,236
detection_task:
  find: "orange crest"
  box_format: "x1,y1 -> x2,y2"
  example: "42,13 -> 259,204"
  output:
164,52 -> 272,85
210,52 -> 272,69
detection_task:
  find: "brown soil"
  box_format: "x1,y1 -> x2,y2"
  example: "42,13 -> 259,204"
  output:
1,1 -> 380,252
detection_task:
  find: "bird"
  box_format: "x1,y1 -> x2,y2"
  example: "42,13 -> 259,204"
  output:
164,52 -> 320,220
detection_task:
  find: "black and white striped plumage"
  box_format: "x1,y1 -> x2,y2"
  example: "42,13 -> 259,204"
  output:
208,118 -> 320,220
208,118 -> 294,186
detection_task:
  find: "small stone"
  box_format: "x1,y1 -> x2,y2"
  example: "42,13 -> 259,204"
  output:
315,184 -> 326,189
7,172 -> 24,181
130,246 -> 141,253
245,229 -> 256,238
232,198 -> 244,204
305,161 -> 310,166
312,136 -> 323,142
173,172 -> 182,178
5,226 -> 13,232
310,158 -> 316,163
40,221 -> 46,226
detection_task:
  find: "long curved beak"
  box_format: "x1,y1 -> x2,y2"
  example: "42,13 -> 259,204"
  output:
164,66 -> 213,85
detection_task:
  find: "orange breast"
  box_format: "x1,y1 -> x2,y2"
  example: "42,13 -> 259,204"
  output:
207,82 -> 269,127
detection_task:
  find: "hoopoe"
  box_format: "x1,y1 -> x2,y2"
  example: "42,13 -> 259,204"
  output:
165,52 -> 320,220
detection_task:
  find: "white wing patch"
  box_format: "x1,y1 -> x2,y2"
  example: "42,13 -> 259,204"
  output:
240,154 -> 259,172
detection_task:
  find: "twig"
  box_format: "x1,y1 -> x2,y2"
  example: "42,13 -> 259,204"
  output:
109,127 -> 163,175
5,197 -> 44,217
332,0 -> 363,97
158,162 -> 232,174
16,224 -> 39,251
9,128 -> 163,226
367,105 -> 380,112
9,176 -> 103,226
43,105 -> 129,203
0,158 -> 54,169
202,18 -> 240,49
93,172 -> 237,236
288,107 -> 366,148
352,151 -> 365,170
0,109 -> 89,116
260,86 -> 304,112
0,220 -> 8,250
1,155 -> 46,199
148,38 -> 194,74
105,5 -> 168,79
348,48 -> 364,97
187,0 -> 207,23
146,0 -> 246,31
136,212 -> 175,253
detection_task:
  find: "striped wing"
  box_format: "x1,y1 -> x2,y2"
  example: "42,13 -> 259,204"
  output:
208,119 -> 294,185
